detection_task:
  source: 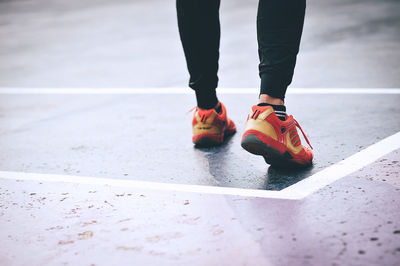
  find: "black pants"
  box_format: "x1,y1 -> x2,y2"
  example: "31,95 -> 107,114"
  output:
176,0 -> 306,109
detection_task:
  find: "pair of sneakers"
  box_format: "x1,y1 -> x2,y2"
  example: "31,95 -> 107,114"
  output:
192,102 -> 313,167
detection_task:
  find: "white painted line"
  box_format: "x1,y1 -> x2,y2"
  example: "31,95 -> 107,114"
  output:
0,88 -> 399,95
280,131 -> 400,198
0,171 -> 291,199
284,88 -> 400,94
0,131 -> 399,200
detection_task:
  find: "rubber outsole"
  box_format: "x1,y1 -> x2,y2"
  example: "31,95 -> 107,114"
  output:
194,137 -> 222,147
193,128 -> 236,147
241,134 -> 311,168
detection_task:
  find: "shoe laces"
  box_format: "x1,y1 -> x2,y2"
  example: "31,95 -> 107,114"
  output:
186,106 -> 197,114
289,119 -> 313,150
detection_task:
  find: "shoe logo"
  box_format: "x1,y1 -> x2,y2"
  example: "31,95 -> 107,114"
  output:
198,126 -> 212,130
200,114 -> 207,123
281,127 -> 286,134
251,110 -> 260,119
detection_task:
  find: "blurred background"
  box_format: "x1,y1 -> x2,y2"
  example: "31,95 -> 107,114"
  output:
0,0 -> 399,89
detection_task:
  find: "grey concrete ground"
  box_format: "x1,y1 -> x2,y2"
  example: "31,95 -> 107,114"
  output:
0,0 -> 400,88
0,150 -> 399,266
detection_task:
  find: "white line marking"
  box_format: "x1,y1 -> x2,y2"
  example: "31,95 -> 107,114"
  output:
0,131 -> 399,200
0,171 -> 290,199
0,88 -> 399,94
280,131 -> 400,198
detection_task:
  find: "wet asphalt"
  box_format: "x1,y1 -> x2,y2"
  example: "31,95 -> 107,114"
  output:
1,0 -> 399,189
0,93 -> 399,190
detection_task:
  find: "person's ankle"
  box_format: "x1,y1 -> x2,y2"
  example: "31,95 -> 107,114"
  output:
258,94 -> 286,121
259,94 -> 284,106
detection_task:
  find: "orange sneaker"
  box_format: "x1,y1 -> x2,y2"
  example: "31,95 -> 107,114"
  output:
241,105 -> 313,167
192,102 -> 236,146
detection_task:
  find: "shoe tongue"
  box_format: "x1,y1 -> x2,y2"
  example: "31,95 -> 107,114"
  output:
215,103 -> 223,114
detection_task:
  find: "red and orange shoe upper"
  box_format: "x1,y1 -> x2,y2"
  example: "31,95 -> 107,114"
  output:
192,102 -> 236,145
242,105 -> 313,165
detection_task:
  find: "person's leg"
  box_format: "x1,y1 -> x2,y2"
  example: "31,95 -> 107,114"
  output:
177,0 -> 236,146
241,0 -> 313,167
257,0 -> 306,105
176,0 -> 221,110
